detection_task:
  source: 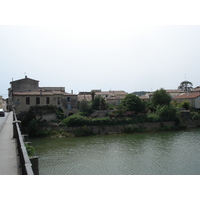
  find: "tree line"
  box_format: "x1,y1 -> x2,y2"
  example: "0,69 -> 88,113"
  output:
61,88 -> 200,127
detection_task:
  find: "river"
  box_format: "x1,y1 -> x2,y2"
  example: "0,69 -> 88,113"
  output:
30,128 -> 200,175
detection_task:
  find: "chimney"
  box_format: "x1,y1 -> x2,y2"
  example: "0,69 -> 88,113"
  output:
71,90 -> 73,94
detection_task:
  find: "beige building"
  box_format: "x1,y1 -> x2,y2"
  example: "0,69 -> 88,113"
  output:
78,90 -> 128,106
8,76 -> 78,117
174,93 -> 200,109
191,86 -> 200,93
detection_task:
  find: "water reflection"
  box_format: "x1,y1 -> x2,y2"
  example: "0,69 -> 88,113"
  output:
31,129 -> 200,175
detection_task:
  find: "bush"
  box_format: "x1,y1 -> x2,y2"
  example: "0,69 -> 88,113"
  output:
25,143 -> 35,157
147,105 -> 179,123
61,114 -> 89,126
147,112 -> 159,122
155,105 -> 179,122
191,112 -> 200,120
179,100 -> 190,110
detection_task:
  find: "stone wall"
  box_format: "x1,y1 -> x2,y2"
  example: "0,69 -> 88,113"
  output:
44,121 -> 196,135
35,113 -> 57,121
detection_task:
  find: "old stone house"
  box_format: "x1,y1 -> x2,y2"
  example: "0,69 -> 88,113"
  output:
8,76 -> 78,119
78,90 -> 128,106
174,93 -> 200,109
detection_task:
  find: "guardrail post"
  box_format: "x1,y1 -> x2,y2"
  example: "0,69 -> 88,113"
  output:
30,156 -> 39,175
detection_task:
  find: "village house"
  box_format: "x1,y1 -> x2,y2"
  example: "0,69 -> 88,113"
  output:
191,86 -> 200,93
8,76 -> 78,119
78,90 -> 128,106
174,93 -> 200,109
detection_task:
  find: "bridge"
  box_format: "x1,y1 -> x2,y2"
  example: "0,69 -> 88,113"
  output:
0,111 -> 36,175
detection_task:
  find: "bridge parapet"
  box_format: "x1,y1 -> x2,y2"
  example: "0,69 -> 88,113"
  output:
12,108 -> 35,175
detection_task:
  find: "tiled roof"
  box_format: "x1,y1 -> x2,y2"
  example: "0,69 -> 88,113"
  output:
165,89 -> 183,93
174,93 -> 200,99
10,77 -> 39,83
192,87 -> 200,92
78,95 -> 92,101
106,96 -> 122,100
13,91 -> 76,96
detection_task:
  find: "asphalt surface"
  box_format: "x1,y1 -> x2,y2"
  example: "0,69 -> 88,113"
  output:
0,112 -> 21,175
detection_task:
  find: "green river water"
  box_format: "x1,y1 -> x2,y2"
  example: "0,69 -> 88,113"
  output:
30,128 -> 200,175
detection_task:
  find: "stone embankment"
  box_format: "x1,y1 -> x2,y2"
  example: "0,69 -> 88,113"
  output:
41,119 -> 200,136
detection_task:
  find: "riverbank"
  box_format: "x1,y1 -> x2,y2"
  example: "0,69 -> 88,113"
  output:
31,119 -> 200,137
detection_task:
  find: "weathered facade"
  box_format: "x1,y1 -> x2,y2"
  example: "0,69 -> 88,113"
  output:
8,76 -> 78,118
78,90 -> 128,106
174,93 -> 200,109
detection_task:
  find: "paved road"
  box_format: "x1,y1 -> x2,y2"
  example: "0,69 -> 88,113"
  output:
0,112 -> 21,175
0,112 -> 8,131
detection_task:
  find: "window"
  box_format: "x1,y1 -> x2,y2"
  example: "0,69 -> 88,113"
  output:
68,104 -> 71,110
57,97 -> 61,105
36,97 -> 40,105
26,97 -> 30,105
67,97 -> 71,102
46,97 -> 50,104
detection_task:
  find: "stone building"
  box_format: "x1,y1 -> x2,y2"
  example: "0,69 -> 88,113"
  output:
8,76 -> 78,119
78,90 -> 128,106
174,93 -> 200,109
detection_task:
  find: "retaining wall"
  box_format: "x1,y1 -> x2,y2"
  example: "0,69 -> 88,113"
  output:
39,120 -> 200,136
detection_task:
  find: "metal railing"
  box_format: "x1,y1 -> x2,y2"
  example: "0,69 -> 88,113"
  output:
12,108 -> 34,175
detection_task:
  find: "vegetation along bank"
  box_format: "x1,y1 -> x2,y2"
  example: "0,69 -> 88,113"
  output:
20,89 -> 200,137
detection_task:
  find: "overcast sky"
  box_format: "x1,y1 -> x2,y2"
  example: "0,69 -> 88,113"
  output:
1,1 -> 200,98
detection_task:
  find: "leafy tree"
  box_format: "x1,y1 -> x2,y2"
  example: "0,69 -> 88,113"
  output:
99,97 -> 107,110
91,90 -> 96,101
178,81 -> 193,92
92,96 -> 107,110
121,94 -> 144,114
79,99 -> 93,114
151,88 -> 172,107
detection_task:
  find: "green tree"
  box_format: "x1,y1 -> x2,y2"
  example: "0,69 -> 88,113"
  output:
92,96 -> 107,110
91,90 -> 96,101
151,88 -> 172,107
178,80 -> 193,92
79,99 -> 93,114
121,94 -> 144,114
99,97 -> 107,110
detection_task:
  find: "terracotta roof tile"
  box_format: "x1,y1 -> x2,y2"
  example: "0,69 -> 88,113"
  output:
174,93 -> 200,99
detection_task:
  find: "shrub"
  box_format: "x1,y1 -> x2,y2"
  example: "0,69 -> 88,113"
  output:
179,100 -> 190,110
155,105 -> 178,122
147,112 -> 159,122
191,112 -> 200,120
25,143 -> 35,157
61,114 -> 89,126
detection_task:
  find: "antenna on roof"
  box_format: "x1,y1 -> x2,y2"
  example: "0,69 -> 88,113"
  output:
185,74 -> 187,80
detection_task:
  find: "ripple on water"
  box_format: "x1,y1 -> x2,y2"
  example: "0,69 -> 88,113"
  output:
31,129 -> 200,175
